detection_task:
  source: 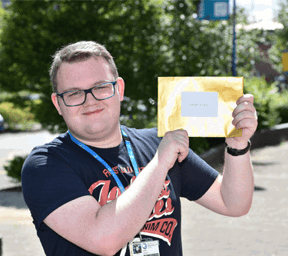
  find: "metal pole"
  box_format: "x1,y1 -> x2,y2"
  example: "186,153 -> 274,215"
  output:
232,0 -> 237,76
0,237 -> 2,256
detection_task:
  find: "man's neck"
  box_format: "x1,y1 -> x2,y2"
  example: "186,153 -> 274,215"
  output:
88,133 -> 123,149
70,126 -> 123,149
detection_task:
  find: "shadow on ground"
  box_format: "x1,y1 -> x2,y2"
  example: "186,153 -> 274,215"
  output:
252,161 -> 278,166
0,186 -> 27,209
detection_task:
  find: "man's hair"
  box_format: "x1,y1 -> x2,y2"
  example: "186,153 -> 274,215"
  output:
49,41 -> 119,93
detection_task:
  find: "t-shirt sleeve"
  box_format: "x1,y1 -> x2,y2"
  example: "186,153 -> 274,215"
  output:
21,146 -> 90,230
179,148 -> 219,201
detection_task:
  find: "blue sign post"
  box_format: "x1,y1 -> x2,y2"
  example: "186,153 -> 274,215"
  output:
231,0 -> 237,76
198,0 -> 229,21
198,0 -> 237,76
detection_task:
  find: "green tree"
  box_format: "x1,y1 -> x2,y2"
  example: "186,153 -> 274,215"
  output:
0,0 -> 166,132
0,0 -> 259,139
267,0 -> 288,73
276,0 -> 288,50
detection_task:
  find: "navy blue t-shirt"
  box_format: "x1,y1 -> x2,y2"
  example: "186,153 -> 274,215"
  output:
22,126 -> 219,255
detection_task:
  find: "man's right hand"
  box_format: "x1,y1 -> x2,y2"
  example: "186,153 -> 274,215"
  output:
156,129 -> 189,170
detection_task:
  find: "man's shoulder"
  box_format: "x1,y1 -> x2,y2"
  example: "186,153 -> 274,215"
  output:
30,132 -> 70,151
22,132 -> 84,183
24,132 -> 76,163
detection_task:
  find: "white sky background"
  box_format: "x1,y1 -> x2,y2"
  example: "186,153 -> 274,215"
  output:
235,0 -> 281,23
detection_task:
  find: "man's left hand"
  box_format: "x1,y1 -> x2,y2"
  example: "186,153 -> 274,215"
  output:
226,94 -> 258,148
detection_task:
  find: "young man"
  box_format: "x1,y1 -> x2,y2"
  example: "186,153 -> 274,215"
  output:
22,41 -> 257,256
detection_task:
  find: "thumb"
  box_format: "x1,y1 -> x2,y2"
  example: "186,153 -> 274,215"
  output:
177,151 -> 187,163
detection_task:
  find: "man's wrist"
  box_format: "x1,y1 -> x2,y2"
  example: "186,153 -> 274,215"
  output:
225,138 -> 249,149
225,140 -> 251,156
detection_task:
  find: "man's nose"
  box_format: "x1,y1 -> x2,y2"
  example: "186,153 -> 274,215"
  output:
84,91 -> 98,105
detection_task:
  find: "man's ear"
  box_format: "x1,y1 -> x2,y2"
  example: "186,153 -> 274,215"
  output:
51,93 -> 63,116
116,77 -> 125,102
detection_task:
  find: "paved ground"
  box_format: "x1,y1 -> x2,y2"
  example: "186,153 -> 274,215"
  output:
0,130 -> 58,256
181,142 -> 288,255
0,131 -> 288,255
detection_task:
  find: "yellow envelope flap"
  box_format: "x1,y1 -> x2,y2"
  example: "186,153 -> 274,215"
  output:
158,77 -> 243,137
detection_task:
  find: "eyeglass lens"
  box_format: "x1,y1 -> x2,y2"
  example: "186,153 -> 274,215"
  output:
63,82 -> 114,106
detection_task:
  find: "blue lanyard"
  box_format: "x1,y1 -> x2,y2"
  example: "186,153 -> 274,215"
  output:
68,127 -> 139,193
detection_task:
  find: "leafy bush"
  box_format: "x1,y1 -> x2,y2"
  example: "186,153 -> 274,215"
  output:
271,90 -> 288,124
244,77 -> 281,130
277,105 -> 288,124
4,155 -> 27,183
0,101 -> 36,130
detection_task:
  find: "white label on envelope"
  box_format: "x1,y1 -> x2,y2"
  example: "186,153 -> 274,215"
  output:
181,92 -> 218,117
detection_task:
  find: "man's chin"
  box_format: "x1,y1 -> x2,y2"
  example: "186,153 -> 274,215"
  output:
84,124 -> 106,136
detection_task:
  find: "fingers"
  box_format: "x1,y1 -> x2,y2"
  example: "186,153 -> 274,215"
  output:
236,94 -> 254,105
232,101 -> 256,118
158,129 -> 189,169
164,129 -> 189,156
233,94 -> 257,117
233,114 -> 258,130
232,109 -> 257,127
232,94 -> 258,131
178,151 -> 188,163
174,129 -> 189,163
165,129 -> 189,145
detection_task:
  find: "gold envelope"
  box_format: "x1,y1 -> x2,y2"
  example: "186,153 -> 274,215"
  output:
158,77 -> 243,137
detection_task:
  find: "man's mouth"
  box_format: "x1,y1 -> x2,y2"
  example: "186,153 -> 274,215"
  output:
83,109 -> 104,116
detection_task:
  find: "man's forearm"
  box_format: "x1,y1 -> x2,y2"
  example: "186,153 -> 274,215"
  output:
94,154 -> 169,255
220,147 -> 254,217
92,130 -> 189,255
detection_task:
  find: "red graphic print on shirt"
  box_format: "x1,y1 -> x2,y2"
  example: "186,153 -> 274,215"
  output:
88,170 -> 177,246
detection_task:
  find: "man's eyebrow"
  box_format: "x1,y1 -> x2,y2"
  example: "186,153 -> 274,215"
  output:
61,80 -> 111,93
91,80 -> 110,87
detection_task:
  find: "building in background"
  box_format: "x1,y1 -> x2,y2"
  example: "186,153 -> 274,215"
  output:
237,21 -> 284,84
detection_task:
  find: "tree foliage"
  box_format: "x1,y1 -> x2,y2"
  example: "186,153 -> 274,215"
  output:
277,0 -> 288,49
4,155 -> 26,182
0,0 -> 259,135
267,0 -> 288,73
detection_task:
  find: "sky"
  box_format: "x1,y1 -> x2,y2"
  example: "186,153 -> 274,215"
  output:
236,0 -> 281,23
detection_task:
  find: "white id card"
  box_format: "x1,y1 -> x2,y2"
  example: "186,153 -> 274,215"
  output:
129,238 -> 160,256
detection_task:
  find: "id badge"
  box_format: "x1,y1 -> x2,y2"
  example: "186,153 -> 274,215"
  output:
129,237 -> 160,256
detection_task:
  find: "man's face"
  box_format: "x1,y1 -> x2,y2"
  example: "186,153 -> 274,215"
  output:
51,57 -> 125,143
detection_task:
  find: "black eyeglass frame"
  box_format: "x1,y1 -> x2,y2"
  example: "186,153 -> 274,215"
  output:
56,81 -> 117,107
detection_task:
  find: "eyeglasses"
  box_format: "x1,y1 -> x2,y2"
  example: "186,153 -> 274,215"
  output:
56,81 -> 117,107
